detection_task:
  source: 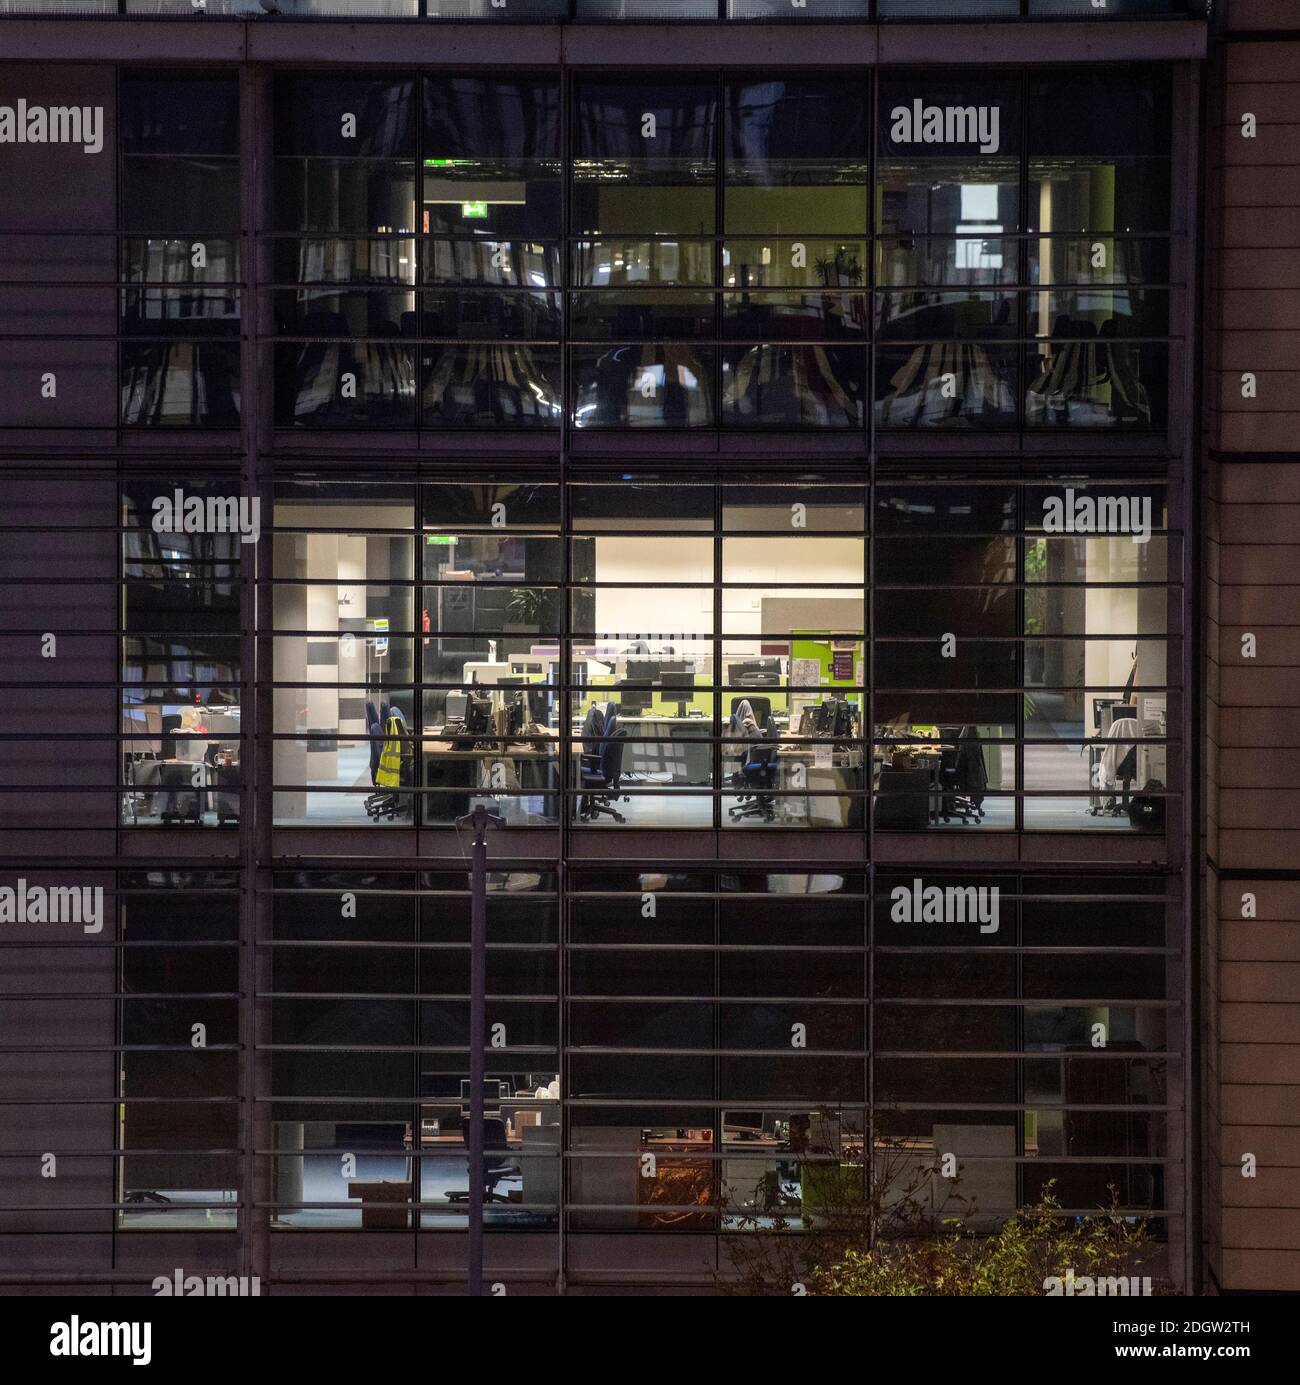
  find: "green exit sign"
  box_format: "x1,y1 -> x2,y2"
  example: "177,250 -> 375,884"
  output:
461,201 -> 489,218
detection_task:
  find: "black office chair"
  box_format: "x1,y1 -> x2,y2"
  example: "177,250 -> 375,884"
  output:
1092,742 -> 1139,818
447,1116 -> 519,1206
157,760 -> 203,825
937,725 -> 987,823
728,697 -> 778,823
578,703 -> 629,823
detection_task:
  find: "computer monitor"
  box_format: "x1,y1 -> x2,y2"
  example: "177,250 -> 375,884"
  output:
444,691 -> 468,724
661,670 -> 693,716
833,700 -> 859,740
1093,697 -> 1135,733
626,658 -> 659,684
619,686 -> 652,715
729,658 -> 782,687
726,1111 -> 764,1137
464,695 -> 492,736
459,1079 -> 507,1108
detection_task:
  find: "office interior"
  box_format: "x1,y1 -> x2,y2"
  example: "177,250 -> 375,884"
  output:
114,868 -> 1176,1243
148,476 -> 1174,834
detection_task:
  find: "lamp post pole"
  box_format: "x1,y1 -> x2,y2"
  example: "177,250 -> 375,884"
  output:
458,803 -> 503,1297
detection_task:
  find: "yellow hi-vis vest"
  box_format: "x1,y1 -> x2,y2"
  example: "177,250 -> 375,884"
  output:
376,714 -> 404,788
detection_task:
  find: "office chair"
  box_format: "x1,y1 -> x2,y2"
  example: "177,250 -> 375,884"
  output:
157,760 -> 203,825
364,700 -> 381,786
1091,721 -> 1139,818
937,725 -> 987,824
365,707 -> 412,821
447,1116 -> 519,1206
728,697 -> 778,823
578,702 -> 629,823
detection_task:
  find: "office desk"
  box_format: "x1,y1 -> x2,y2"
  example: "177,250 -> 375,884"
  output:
127,757 -> 208,823
770,739 -> 864,827
404,1117 -> 561,1215
613,715 -> 712,785
875,745 -> 956,825
347,1179 -> 410,1229
423,728 -> 559,820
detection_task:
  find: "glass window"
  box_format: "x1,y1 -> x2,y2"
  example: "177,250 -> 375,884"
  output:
119,876 -> 240,1226
725,77 -> 868,236
119,72 -> 241,427
120,481 -> 244,827
422,77 -> 560,238
574,78 -> 718,236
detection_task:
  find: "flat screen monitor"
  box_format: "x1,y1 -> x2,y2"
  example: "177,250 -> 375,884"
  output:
625,658 -> 658,683
620,687 -> 652,714
464,696 -> 492,736
661,671 -> 693,715
730,659 -> 781,686
460,1079 -> 507,1107
726,1111 -> 764,1136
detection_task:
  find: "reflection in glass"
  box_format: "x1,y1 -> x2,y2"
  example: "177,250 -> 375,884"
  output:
1025,341 -> 1163,429
573,80 -> 718,235
121,344 -> 241,427
722,345 -> 864,428
421,345 -> 562,427
724,78 -> 869,236
572,345 -> 716,428
878,236 -> 1016,287
875,344 -> 1016,429
422,77 -> 561,238
275,342 -> 416,427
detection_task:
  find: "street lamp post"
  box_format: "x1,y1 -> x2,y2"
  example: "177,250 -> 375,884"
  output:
457,803 -> 503,1297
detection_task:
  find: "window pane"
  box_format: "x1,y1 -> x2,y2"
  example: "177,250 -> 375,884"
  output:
574,79 -> 718,235
724,78 -> 868,236
422,77 -> 561,237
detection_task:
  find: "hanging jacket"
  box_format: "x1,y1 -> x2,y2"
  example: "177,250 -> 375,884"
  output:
1101,717 -> 1140,788
376,711 -> 406,789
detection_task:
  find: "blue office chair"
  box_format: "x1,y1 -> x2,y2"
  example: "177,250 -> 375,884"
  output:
364,705 -> 411,822
728,697 -> 778,823
364,700 -> 381,786
578,702 -> 628,823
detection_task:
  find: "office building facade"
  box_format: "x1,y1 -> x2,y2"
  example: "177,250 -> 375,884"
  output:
0,0 -> 1293,1296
